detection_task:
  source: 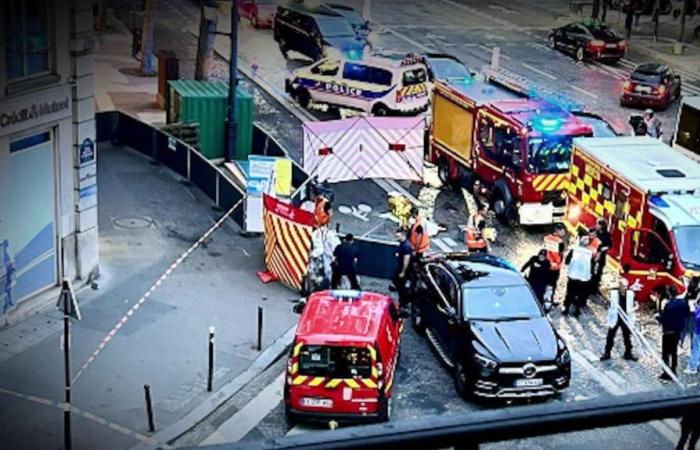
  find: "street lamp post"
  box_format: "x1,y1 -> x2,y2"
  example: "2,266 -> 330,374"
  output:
226,2 -> 239,162
57,279 -> 81,450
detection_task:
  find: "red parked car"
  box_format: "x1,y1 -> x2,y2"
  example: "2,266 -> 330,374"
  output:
237,0 -> 276,28
620,63 -> 682,110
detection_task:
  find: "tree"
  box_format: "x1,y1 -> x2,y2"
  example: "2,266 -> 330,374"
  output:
139,0 -> 158,75
195,0 -> 219,81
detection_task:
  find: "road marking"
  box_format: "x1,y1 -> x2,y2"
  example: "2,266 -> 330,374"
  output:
201,373 -> 285,445
572,85 -> 599,99
72,199 -> 244,383
521,63 -> 556,80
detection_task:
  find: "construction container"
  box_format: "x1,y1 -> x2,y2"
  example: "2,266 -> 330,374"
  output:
167,80 -> 253,160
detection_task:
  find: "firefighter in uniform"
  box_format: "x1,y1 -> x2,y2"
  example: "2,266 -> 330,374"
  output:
407,208 -> 430,260
466,220 -> 489,253
544,224 -> 566,301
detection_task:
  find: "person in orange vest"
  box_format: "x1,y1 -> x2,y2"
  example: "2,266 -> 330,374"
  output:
407,208 -> 430,260
544,223 -> 567,302
467,205 -> 487,231
313,194 -> 333,228
465,220 -> 489,253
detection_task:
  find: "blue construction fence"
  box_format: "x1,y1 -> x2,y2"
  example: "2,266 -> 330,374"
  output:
95,111 -> 398,280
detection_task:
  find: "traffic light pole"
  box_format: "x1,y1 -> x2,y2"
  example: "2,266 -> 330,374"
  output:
63,291 -> 72,450
226,3 -> 239,162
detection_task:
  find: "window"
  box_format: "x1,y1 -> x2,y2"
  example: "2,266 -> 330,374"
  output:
479,119 -> 521,168
402,68 -> 427,86
4,0 -> 51,81
428,265 -> 458,309
342,63 -> 392,85
601,181 -> 612,201
298,345 -> 371,378
656,169 -> 685,178
9,131 -> 50,153
311,60 -> 340,76
630,230 -> 669,266
651,216 -> 672,248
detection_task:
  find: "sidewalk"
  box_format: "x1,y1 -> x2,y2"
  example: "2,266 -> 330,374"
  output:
0,15 -> 299,450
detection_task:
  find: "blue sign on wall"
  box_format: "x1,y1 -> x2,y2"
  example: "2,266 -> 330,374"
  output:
79,138 -> 95,166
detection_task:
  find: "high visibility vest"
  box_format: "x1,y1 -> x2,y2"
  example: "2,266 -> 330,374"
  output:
465,229 -> 487,251
409,218 -> 430,254
544,234 -> 563,270
568,246 -> 593,282
314,197 -> 330,227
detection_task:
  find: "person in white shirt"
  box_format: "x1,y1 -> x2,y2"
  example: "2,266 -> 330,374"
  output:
563,231 -> 595,318
601,277 -> 638,361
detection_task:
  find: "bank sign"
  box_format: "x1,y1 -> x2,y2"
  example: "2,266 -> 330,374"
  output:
0,85 -> 72,136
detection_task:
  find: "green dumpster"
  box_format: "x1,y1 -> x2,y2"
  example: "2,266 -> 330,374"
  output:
167,80 -> 253,160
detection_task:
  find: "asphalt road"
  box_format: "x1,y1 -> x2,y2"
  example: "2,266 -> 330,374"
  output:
108,0 -> 700,448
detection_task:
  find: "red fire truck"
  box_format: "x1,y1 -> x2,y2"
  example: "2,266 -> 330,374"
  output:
565,136 -> 700,302
429,76 -> 593,226
285,290 -> 402,423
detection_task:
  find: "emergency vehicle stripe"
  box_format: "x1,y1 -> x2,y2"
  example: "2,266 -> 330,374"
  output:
293,342 -> 303,357
289,362 -> 298,375
344,379 -> 360,389
361,379 -> 378,388
367,346 -> 377,361
325,379 -> 343,388
292,376 -> 308,385
533,174 -> 568,192
271,216 -> 306,280
308,377 -> 326,387
371,367 -> 379,379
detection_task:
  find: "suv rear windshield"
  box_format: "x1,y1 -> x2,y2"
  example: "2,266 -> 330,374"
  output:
402,68 -> 427,86
588,25 -> 618,40
631,70 -> 663,84
316,17 -> 356,37
298,345 -> 372,378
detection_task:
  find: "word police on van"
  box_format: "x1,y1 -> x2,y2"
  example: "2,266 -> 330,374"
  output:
285,54 -> 430,116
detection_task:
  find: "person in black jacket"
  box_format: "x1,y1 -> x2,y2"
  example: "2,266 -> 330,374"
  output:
658,287 -> 691,380
521,249 -> 551,305
677,411 -> 700,450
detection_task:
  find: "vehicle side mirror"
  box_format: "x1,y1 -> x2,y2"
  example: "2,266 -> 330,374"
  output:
293,298 -> 307,314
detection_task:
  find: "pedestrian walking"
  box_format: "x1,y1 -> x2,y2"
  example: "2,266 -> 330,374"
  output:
684,305 -> 700,374
393,229 -> 414,313
407,207 -> 429,261
521,249 -> 551,305
644,109 -> 663,139
677,411 -> 700,450
600,277 -> 638,361
658,287 -> 690,380
563,231 -> 595,318
331,234 -> 360,290
544,224 -> 566,301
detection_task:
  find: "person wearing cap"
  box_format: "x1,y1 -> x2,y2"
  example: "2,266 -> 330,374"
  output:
644,109 -> 663,140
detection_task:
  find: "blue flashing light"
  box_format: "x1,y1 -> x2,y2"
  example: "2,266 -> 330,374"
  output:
649,196 -> 669,208
531,115 -> 565,134
345,48 -> 362,60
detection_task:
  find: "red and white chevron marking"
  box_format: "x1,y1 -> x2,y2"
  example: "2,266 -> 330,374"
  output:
303,117 -> 425,183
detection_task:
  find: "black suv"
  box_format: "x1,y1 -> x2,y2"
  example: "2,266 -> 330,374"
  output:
274,3 -> 368,61
411,253 -> 571,400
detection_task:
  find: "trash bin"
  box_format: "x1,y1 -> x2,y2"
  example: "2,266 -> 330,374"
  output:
167,80 -> 253,160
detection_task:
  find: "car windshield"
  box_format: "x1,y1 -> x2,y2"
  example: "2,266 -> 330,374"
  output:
427,58 -> 472,81
316,17 -> 356,37
462,284 -> 542,321
298,345 -> 372,378
527,135 -> 575,174
589,25 -> 617,40
402,67 -> 427,86
674,226 -> 700,269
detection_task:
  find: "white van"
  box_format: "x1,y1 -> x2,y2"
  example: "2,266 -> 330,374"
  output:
285,54 -> 430,116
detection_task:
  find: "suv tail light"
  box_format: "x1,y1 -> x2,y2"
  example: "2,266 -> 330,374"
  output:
623,80 -> 632,92
657,84 -> 667,95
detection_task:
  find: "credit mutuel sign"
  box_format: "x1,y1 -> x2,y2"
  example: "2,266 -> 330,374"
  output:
0,85 -> 72,136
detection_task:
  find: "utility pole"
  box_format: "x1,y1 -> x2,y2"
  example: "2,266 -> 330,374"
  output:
57,279 -> 81,450
140,0 -> 158,75
226,2 -> 239,162
195,0 -> 219,80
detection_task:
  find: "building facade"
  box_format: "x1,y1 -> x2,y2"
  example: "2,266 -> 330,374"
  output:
0,0 -> 98,323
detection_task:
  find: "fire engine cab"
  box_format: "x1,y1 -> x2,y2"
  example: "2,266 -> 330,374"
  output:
565,136 -> 700,302
285,290 -> 402,423
430,79 -> 593,226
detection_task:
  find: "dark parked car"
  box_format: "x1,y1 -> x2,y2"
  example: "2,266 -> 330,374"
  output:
548,21 -> 626,62
423,53 -> 474,83
621,63 -> 681,109
274,2 -> 369,61
322,3 -> 370,39
572,111 -> 619,137
411,253 -> 571,400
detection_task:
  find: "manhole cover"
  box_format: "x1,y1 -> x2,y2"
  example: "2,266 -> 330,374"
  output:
112,216 -> 153,229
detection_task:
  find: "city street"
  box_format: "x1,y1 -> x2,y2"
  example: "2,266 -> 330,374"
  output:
2,0 -> 700,449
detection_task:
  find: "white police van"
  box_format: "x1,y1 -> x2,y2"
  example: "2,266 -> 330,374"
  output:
285,54 -> 430,116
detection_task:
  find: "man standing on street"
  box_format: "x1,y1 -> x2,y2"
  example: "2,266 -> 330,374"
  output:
592,219 -> 612,292
601,276 -> 638,361
331,234 -> 360,290
394,229 -> 414,313
563,231 -> 594,318
407,208 -> 429,261
644,109 -> 663,140
544,224 -> 566,301
658,287 -> 690,380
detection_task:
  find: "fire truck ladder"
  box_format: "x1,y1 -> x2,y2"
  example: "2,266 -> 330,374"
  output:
480,64 -> 584,113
